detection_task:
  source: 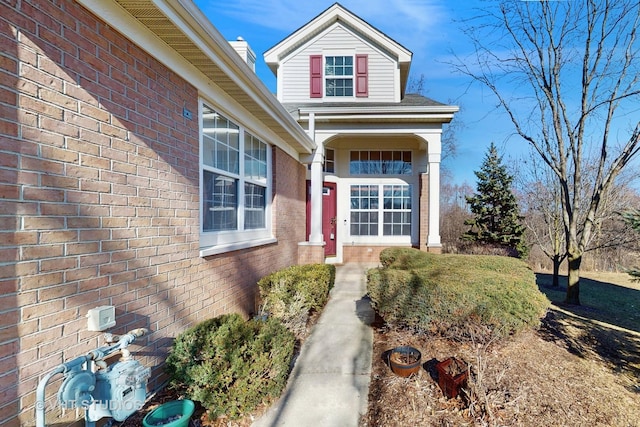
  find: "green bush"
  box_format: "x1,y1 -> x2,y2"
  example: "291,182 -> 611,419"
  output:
165,313 -> 295,420
257,264 -> 336,332
368,248 -> 549,341
379,246 -> 432,269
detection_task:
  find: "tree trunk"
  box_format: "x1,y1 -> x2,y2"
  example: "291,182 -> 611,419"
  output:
565,255 -> 581,305
552,256 -> 561,287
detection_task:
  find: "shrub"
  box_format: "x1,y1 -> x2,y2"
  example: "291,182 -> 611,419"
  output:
368,248 -> 549,341
165,313 -> 295,420
257,264 -> 336,334
379,246 -> 432,269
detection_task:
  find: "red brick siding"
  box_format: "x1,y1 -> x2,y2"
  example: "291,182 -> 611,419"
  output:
0,1 -> 306,425
298,244 -> 326,264
272,146 -> 307,262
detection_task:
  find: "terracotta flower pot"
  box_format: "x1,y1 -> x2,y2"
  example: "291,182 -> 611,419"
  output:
435,357 -> 468,398
388,346 -> 422,377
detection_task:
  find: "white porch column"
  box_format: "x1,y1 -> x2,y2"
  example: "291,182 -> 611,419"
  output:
417,131 -> 442,250
308,113 -> 324,243
427,152 -> 441,247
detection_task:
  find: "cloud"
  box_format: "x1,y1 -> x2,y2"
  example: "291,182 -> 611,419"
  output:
203,0 -> 449,50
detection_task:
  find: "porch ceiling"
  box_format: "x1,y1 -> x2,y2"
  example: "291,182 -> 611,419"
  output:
111,0 -> 314,155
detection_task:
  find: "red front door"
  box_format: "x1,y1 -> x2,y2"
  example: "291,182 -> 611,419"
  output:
322,182 -> 337,256
306,181 -> 338,257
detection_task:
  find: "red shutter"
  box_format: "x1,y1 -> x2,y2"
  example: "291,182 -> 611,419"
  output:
310,55 -> 323,98
355,54 -> 368,97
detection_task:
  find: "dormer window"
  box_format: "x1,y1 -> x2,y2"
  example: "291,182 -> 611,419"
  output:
325,56 -> 353,96
310,54 -> 368,99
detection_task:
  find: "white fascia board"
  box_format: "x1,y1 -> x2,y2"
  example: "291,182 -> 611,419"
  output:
297,106 -> 459,123
299,106 -> 459,115
315,126 -> 442,135
308,114 -> 458,123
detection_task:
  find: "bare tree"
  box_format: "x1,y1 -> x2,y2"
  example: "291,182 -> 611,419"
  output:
454,0 -> 640,304
440,182 -> 474,252
514,153 -> 566,286
584,170 -> 640,270
407,73 -> 462,163
621,208 -> 640,281
516,153 -> 640,283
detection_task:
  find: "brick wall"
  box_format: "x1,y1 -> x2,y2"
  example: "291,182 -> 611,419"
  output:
343,245 -> 387,264
0,1 -> 306,425
297,243 -> 326,264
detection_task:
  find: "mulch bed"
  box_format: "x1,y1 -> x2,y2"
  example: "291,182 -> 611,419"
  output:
117,307 -> 640,426
117,311 -> 323,427
360,310 -> 640,427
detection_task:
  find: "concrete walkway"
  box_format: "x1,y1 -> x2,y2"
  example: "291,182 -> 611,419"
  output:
252,263 -> 377,427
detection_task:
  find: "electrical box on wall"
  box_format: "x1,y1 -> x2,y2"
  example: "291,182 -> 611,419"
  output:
87,306 -> 116,331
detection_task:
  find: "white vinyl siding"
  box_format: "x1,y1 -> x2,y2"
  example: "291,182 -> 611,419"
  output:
279,25 -> 397,103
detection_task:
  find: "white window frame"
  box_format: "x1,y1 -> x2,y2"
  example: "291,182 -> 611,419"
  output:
199,100 -> 274,256
347,181 -> 413,243
382,184 -> 412,236
349,150 -> 413,175
325,55 -> 354,97
324,148 -> 335,173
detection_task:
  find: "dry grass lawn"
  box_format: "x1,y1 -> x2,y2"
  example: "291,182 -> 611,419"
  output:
361,271 -> 640,427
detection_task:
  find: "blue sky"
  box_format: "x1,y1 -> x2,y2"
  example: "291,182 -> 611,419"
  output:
193,0 -> 521,187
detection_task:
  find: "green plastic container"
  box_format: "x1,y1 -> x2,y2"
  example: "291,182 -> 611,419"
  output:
142,399 -> 195,427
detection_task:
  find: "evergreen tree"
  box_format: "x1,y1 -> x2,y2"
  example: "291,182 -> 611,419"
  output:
621,209 -> 640,282
464,142 -> 527,257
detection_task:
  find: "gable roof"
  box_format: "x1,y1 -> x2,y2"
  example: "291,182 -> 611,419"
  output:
264,3 -> 413,92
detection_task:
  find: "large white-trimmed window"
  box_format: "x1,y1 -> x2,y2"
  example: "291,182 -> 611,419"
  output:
382,185 -> 411,236
350,150 -> 412,175
350,184 -> 412,236
200,102 -> 272,254
325,56 -> 353,97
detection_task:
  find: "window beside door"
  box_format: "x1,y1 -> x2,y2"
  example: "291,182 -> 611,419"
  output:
350,184 -> 411,236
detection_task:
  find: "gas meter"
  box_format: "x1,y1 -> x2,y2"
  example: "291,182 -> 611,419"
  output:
87,359 -> 151,422
39,328 -> 150,427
